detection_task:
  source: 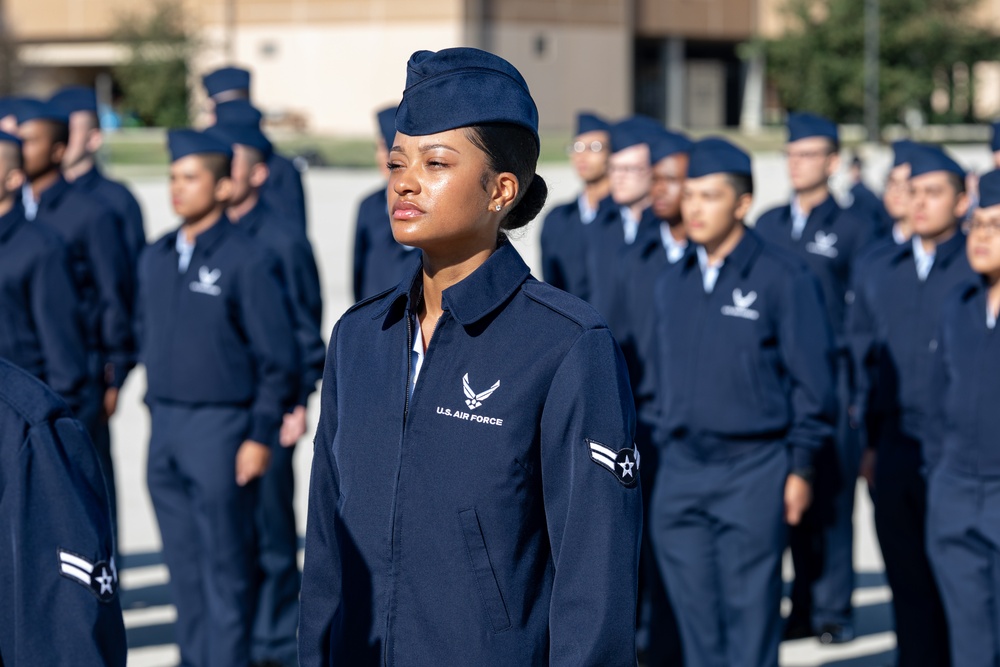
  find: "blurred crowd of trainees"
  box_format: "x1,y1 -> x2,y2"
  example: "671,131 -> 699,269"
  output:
2,62 -> 1000,667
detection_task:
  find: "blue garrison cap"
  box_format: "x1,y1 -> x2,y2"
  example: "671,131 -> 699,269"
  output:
908,144 -> 964,179
203,67 -> 251,98
650,129 -> 694,164
609,115 -> 663,154
687,137 -> 752,178
377,105 -> 397,149
205,124 -> 273,159
396,48 -> 539,147
576,111 -> 611,136
167,129 -> 234,162
979,169 -> 1000,208
49,86 -> 97,115
991,121 -> 1000,153
214,99 -> 264,127
892,139 -> 919,167
0,130 -> 22,147
788,111 -> 838,146
0,97 -> 27,119
16,99 -> 68,125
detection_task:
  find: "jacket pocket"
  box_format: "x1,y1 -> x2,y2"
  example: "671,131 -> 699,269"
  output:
458,508 -> 511,633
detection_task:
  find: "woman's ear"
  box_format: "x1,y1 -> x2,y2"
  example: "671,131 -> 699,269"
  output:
489,172 -> 519,212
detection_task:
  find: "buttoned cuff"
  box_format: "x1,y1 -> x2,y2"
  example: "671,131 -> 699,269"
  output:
790,444 -> 815,472
249,411 -> 281,448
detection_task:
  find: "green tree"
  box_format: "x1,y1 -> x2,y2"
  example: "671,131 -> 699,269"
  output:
113,0 -> 197,128
763,0 -> 997,126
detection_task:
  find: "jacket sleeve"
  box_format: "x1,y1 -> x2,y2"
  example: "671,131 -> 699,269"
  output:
539,327 -> 641,666
239,251 -> 301,445
31,241 -> 90,412
5,413 -> 126,666
86,206 -> 136,389
122,190 -> 146,273
780,270 -> 838,471
298,322 -> 343,666
844,260 -> 881,448
277,236 -> 326,405
924,316 -> 953,470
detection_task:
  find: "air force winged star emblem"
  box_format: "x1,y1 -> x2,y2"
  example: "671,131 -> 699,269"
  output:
806,230 -> 839,258
588,439 -> 640,488
463,373 -> 500,410
733,288 -> 757,309
190,266 -> 223,296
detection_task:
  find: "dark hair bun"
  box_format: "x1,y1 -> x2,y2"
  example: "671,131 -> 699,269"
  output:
502,174 -> 548,231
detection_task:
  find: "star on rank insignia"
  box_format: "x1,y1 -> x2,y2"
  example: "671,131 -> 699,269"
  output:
58,549 -> 118,602
587,439 -> 640,488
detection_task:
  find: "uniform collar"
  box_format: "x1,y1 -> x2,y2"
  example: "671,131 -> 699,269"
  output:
376,239 -> 531,326
684,225 -> 762,277
237,197 -> 270,236
890,229 -> 966,267
36,175 -> 72,211
166,214 -> 232,257
786,194 -> 838,227
0,203 -> 25,243
74,165 -> 102,188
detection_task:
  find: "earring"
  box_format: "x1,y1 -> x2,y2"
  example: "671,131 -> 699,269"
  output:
495,204 -> 502,211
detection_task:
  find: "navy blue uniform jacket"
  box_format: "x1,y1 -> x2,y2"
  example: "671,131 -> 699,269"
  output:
650,229 -> 836,470
848,232 -> 975,447
32,176 -> 135,388
262,152 -> 307,232
75,165 -> 146,277
0,205 -> 89,412
539,194 -> 614,301
586,204 -> 659,338
926,278 -> 1000,473
0,359 -> 126,666
847,181 -> 894,236
137,217 -> 300,446
755,195 -> 880,341
299,241 -> 643,666
352,186 -> 421,303
241,199 -> 326,405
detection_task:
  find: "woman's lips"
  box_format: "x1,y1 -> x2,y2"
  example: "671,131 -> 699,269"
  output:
392,201 -> 424,220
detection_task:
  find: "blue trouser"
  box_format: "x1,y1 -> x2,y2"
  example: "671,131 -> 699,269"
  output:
635,417 -> 683,666
252,442 -> 300,665
927,466 -> 1000,667
788,355 -> 861,629
77,382 -> 117,552
651,439 -> 788,667
147,402 -> 259,667
873,426 -> 949,667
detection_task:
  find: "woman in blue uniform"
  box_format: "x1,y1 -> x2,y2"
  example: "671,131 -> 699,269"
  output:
299,48 -> 643,667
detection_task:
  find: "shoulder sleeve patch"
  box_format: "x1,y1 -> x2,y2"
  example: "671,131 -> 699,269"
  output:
58,549 -> 118,603
587,439 -> 640,488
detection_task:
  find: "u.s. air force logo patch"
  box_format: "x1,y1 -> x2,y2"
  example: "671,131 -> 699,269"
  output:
436,372 -> 504,427
587,439 -> 640,488
58,549 -> 118,602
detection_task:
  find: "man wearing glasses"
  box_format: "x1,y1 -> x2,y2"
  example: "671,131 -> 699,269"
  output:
755,112 -> 881,645
539,112 -> 613,301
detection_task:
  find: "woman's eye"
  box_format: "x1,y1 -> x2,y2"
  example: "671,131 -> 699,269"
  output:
386,162 -> 402,171
427,160 -> 448,168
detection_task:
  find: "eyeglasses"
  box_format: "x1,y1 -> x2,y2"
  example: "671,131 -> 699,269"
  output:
608,164 -> 651,175
964,219 -> 1000,235
568,140 -> 605,155
783,149 -> 834,161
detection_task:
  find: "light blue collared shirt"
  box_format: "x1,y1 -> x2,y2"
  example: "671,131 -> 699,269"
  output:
892,223 -> 908,245
989,305 -> 997,330
176,231 -> 195,274
790,197 -> 808,241
578,193 -> 598,225
913,237 -> 935,281
21,183 -> 38,221
620,206 -> 639,245
660,223 -> 688,264
696,245 -> 724,294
